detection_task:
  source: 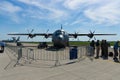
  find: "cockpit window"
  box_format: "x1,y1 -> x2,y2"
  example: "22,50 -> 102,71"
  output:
55,30 -> 65,36
55,31 -> 61,35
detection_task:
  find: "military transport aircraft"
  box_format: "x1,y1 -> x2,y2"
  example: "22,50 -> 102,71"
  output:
8,26 -> 116,48
2,37 -> 20,43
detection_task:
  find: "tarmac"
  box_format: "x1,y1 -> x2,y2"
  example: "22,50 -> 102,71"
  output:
0,46 -> 120,80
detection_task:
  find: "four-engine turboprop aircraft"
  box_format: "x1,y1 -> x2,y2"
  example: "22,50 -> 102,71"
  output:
8,26 -> 116,48
2,37 -> 20,43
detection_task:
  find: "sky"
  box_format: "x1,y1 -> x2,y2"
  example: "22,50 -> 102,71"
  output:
0,0 -> 120,41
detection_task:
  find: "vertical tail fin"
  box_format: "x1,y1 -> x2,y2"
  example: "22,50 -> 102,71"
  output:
12,37 -> 16,41
61,24 -> 63,30
17,37 -> 20,41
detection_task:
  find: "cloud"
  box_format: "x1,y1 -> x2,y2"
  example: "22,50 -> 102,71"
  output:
18,0 -> 67,20
84,1 -> 120,25
0,1 -> 22,13
63,0 -> 120,25
63,0 -> 102,10
1,0 -> 120,25
63,0 -> 86,10
0,1 -> 22,23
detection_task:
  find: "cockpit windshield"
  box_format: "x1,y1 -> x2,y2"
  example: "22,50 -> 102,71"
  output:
55,30 -> 64,35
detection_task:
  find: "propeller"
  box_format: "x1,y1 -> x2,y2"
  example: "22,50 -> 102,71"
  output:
27,29 -> 35,39
88,30 -> 96,41
72,31 -> 81,41
72,31 -> 81,42
73,31 -> 79,38
44,29 -> 49,38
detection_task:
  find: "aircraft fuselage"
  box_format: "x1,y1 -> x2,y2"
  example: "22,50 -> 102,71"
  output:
52,29 -> 69,48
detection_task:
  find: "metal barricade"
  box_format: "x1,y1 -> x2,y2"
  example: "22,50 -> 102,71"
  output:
6,45 -> 89,66
6,45 -> 115,67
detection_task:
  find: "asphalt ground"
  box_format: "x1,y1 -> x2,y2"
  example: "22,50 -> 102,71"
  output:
0,44 -> 120,80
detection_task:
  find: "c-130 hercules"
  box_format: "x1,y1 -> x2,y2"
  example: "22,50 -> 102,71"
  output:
8,25 -> 116,48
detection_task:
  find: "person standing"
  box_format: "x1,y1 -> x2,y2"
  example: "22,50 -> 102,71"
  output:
90,40 -> 95,56
113,41 -> 119,62
104,40 -> 109,59
95,40 -> 100,59
101,40 -> 105,57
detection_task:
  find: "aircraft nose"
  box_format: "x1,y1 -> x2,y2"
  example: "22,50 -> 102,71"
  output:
58,35 -> 63,40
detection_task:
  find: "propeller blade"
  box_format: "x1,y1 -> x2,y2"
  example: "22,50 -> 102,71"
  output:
93,31 -> 95,34
27,36 -> 29,39
94,37 -> 96,40
46,29 -> 49,33
77,38 -> 80,41
90,30 -> 92,33
30,29 -> 34,33
88,38 -> 91,41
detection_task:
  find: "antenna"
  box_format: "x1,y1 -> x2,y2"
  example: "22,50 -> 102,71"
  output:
61,24 -> 63,30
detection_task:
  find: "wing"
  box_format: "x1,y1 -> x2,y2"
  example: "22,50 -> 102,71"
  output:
69,33 -> 116,38
8,33 -> 53,38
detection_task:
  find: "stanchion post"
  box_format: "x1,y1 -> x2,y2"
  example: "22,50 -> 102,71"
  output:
55,48 -> 61,67
14,46 -> 22,67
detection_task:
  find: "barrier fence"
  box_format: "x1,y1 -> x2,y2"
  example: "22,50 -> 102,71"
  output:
5,44 -> 114,67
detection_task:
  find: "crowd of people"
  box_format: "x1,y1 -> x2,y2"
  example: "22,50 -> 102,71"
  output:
89,40 -> 120,62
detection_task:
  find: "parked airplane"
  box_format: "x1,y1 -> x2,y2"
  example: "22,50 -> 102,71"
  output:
8,26 -> 116,48
2,37 -> 20,43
